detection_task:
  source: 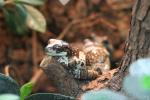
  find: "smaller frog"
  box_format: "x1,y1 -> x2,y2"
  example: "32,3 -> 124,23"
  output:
45,39 -> 110,80
83,39 -> 110,74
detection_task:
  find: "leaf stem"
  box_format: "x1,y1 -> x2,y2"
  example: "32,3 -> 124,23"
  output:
4,65 -> 10,76
32,31 -> 38,72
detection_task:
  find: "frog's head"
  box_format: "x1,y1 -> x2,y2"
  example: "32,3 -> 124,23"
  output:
45,39 -> 70,56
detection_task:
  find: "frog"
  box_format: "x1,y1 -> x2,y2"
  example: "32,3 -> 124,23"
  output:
45,38 -> 110,80
83,39 -> 110,73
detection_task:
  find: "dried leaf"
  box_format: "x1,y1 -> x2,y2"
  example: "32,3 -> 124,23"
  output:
59,0 -> 70,5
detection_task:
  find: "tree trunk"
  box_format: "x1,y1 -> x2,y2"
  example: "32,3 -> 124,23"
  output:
108,0 -> 150,90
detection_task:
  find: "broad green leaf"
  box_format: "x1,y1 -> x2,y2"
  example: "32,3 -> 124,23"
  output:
0,73 -> 20,95
0,0 -> 4,8
59,0 -> 70,5
3,4 -> 28,35
123,75 -> 150,100
129,58 -> 150,76
25,93 -> 75,100
20,82 -> 33,100
123,59 -> 150,100
0,94 -> 19,100
82,89 -> 128,100
141,75 -> 150,90
14,0 -> 45,6
24,5 -> 46,33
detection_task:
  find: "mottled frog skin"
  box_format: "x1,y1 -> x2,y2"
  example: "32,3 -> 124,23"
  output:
83,39 -> 110,73
45,39 -> 110,80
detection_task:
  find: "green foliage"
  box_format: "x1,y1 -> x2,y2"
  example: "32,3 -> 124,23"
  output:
14,0 -> 45,6
25,93 -> 75,100
0,0 -> 4,8
82,89 -> 128,100
0,94 -> 19,100
82,58 -> 150,100
25,5 -> 46,33
20,82 -> 33,100
0,73 -> 20,95
123,58 -> 150,100
20,81 -> 75,100
141,75 -> 150,90
3,4 -> 28,35
0,72 -> 75,100
0,0 -> 46,35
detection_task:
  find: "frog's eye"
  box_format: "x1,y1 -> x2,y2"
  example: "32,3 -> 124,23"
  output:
53,44 -> 61,49
102,40 -> 109,45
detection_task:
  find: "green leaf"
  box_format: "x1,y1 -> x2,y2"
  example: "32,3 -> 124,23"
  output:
0,0 -> 4,8
24,5 -> 46,33
14,0 -> 45,6
0,73 -> 20,95
0,94 -> 20,100
25,93 -> 75,100
3,4 -> 28,35
20,82 -> 33,100
123,75 -> 150,100
129,58 -> 150,76
82,89 -> 128,100
141,75 -> 150,90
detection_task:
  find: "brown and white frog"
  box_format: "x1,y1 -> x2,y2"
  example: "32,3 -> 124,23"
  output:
45,39 -> 110,80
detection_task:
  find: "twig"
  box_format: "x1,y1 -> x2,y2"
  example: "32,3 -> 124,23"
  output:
57,14 -> 97,40
4,65 -> 10,76
57,16 -> 95,40
30,69 -> 43,85
31,56 -> 52,84
57,19 -> 82,40
30,31 -> 43,88
32,31 -> 38,71
57,14 -> 117,40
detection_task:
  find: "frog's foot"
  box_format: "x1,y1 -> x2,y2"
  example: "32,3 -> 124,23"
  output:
93,62 -> 110,74
86,69 -> 101,79
73,69 -> 100,80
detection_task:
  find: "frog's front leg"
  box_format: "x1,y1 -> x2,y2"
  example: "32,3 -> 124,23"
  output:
72,68 -> 101,80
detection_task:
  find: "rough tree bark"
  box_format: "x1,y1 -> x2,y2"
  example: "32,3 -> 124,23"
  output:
108,0 -> 150,90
